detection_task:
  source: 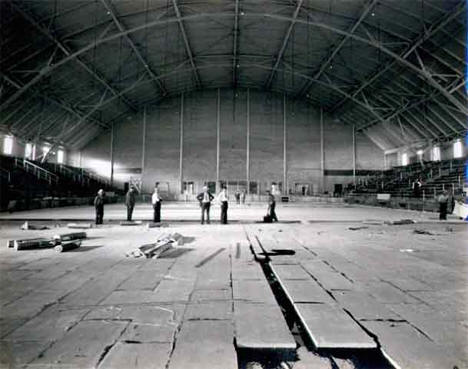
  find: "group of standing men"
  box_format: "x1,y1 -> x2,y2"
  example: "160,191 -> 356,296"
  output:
93,183 -> 278,225
93,183 -> 162,225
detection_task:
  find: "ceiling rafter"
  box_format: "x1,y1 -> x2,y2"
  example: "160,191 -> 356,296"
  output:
297,0 -> 378,98
171,0 -> 201,87
99,0 -> 167,96
264,0 -> 303,89
329,1 -> 466,113
8,0 -> 138,113
1,72 -> 109,132
2,9 -> 465,117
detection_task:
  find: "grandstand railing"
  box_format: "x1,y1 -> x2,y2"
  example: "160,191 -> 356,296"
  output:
14,158 -> 59,185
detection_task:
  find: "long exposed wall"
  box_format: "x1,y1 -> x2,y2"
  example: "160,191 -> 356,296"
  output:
73,88 -> 385,197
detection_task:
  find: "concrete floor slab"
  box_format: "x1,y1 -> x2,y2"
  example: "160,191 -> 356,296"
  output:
270,264 -> 311,280
0,203 -> 465,367
366,282 -> 421,304
231,261 -> 265,280
121,323 -> 176,343
333,290 -> 400,321
153,279 -> 196,303
362,321 -> 463,369
232,279 -> 277,305
167,320 -> 237,369
234,301 -> 296,349
98,342 -> 172,369
117,270 -> 167,291
190,289 -> 231,301
295,303 -> 377,349
6,306 -> 88,342
84,304 -> 184,325
185,301 -> 232,320
277,278 -> 334,303
0,340 -> 51,368
29,320 -> 127,368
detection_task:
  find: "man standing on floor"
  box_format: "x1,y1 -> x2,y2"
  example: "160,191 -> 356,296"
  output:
217,185 -> 229,224
152,182 -> 161,223
197,185 -> 214,224
94,189 -> 105,225
267,190 -> 278,222
438,190 -> 449,220
125,186 -> 136,221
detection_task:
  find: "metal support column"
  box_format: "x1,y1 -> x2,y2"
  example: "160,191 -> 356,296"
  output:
216,88 -> 221,190
246,88 -> 250,194
110,122 -> 114,186
352,124 -> 356,186
320,107 -> 324,192
283,93 -> 287,195
141,106 -> 147,188
179,93 -> 184,194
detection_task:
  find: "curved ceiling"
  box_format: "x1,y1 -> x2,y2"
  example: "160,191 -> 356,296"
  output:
0,0 -> 466,151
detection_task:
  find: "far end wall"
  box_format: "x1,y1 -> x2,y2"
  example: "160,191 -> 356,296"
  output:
71,88 -> 385,198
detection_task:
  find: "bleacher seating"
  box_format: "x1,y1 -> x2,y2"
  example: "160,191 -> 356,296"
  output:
0,155 -> 121,211
351,157 -> 466,198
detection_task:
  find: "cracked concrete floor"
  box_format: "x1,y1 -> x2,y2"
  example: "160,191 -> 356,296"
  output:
0,203 -> 466,369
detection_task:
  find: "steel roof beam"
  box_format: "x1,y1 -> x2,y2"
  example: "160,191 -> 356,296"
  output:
9,1 -> 137,113
1,72 -> 108,136
264,0 -> 303,89
100,0 -> 167,96
329,1 -> 466,113
171,0 -> 201,87
2,9 -> 466,116
297,0 -> 378,98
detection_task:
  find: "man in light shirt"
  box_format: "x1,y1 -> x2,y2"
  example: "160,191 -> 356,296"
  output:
217,185 -> 229,224
196,185 -> 214,224
151,182 -> 161,223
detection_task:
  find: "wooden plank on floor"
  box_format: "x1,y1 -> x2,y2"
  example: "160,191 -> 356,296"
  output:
295,303 -> 377,349
99,342 -> 172,369
234,301 -> 296,350
167,320 -> 237,369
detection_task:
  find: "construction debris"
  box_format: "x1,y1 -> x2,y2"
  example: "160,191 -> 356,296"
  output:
384,219 -> 416,225
54,240 -> 81,253
20,221 -> 49,230
413,229 -> 434,235
348,226 -> 369,231
14,238 -> 54,251
53,232 -> 87,245
146,222 -> 168,229
120,220 -> 143,226
125,233 -> 188,258
67,223 -> 92,229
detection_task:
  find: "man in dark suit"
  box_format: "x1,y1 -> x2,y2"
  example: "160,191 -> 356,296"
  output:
125,186 -> 136,221
267,190 -> 278,222
151,182 -> 161,223
94,189 -> 105,225
196,185 -> 214,224
217,185 -> 229,224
